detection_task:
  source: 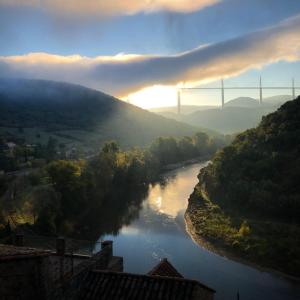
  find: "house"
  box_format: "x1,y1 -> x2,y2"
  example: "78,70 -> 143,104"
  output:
78,259 -> 215,300
0,143 -> 9,152
0,236 -> 215,300
6,142 -> 16,147
0,243 -> 52,299
6,142 -> 17,152
0,142 -> 16,157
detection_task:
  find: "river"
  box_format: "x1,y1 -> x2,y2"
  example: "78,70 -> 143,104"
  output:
95,162 -> 300,300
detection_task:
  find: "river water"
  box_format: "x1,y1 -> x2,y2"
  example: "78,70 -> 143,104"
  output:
96,162 -> 300,300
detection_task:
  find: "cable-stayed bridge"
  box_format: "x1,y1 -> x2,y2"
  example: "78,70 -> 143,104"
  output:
176,78 -> 299,114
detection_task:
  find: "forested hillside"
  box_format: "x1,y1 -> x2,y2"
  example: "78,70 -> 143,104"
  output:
199,97 -> 300,221
0,133 -> 222,239
186,97 -> 300,276
0,79 -> 204,149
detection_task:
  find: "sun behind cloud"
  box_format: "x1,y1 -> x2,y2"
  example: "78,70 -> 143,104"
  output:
127,85 -> 178,109
1,14 -> 300,99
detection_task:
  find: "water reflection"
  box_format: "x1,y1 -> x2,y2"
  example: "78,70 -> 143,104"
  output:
75,185 -> 148,240
148,178 -> 191,217
93,163 -> 300,300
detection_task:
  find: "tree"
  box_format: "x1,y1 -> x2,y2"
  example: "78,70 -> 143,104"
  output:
46,136 -> 58,161
193,132 -> 209,155
31,185 -> 61,231
149,137 -> 180,165
178,136 -> 197,160
102,141 -> 119,154
46,160 -> 84,217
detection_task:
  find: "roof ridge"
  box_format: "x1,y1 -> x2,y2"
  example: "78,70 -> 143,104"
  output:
147,258 -> 183,278
90,269 -> 215,292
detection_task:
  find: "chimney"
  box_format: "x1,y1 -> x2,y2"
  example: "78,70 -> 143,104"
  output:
15,234 -> 24,247
177,90 -> 181,115
56,237 -> 65,256
101,240 -> 113,259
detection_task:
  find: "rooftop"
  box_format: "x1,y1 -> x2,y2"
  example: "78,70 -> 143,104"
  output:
79,269 -> 215,300
148,258 -> 183,278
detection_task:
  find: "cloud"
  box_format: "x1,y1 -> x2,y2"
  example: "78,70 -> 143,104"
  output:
0,0 -> 221,17
1,14 -> 300,97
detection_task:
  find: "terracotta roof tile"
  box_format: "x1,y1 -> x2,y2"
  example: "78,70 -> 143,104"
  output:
148,258 -> 183,278
79,270 -> 215,300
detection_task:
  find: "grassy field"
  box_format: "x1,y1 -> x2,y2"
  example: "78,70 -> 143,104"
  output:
0,127 -> 75,145
0,126 -> 105,154
185,186 -> 300,278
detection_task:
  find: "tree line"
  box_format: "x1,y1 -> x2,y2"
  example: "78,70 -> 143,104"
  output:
197,97 -> 300,222
0,132 -> 227,237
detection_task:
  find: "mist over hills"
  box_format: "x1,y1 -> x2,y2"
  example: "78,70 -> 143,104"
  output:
149,105 -> 218,114
225,97 -> 260,107
0,78 -> 205,149
186,106 -> 276,134
150,95 -> 292,134
224,95 -> 292,107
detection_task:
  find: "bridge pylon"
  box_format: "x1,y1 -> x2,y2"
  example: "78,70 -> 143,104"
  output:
292,78 -> 296,99
221,79 -> 224,109
259,76 -> 263,105
177,90 -> 181,115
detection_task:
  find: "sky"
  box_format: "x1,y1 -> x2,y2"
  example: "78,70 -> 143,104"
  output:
0,0 -> 300,108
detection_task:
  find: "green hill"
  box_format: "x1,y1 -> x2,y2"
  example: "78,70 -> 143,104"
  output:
0,79 -> 202,150
186,97 -> 300,276
150,96 -> 293,134
225,96 -> 259,107
152,106 -> 273,134
183,106 -> 277,134
149,105 -> 217,114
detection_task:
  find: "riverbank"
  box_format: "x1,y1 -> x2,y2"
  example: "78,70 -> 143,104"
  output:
185,186 -> 300,281
161,155 -> 211,172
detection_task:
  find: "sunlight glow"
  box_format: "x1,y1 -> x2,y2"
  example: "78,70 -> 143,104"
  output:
147,181 -> 190,218
127,85 -> 177,109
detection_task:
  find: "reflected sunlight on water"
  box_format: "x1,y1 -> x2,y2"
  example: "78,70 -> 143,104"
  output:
148,170 -> 198,218
98,162 -> 300,300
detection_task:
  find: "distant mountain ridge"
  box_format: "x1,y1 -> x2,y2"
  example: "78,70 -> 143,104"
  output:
0,78 -> 204,149
149,105 -> 217,114
225,95 -> 292,107
150,95 -> 293,134
225,97 -> 259,107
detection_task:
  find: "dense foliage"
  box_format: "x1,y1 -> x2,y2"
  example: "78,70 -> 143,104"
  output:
0,132 -> 223,238
186,97 -> 300,276
198,97 -> 300,223
186,189 -> 300,276
0,136 -> 59,172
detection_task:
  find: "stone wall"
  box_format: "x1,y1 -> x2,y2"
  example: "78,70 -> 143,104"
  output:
0,240 -> 123,300
0,255 -> 50,299
49,241 -> 123,300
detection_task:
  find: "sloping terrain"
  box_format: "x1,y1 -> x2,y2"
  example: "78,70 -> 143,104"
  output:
186,97 -> 300,276
151,95 -> 293,134
0,79 -> 201,149
185,106 -> 276,134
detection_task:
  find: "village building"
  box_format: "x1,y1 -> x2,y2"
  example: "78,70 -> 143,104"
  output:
0,236 -> 215,299
5,142 -> 17,155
